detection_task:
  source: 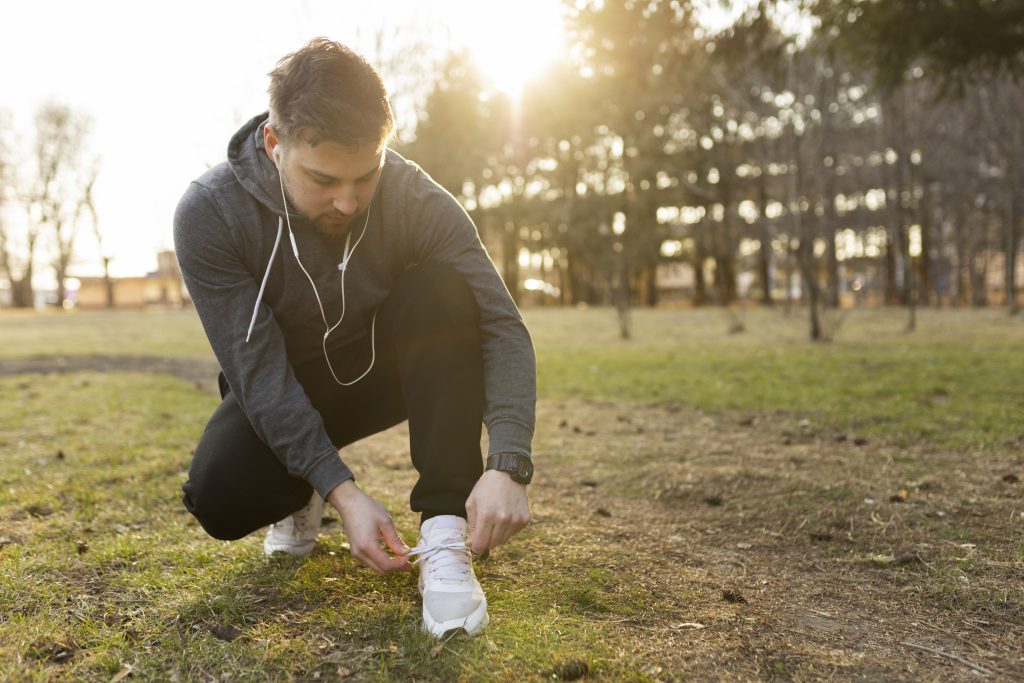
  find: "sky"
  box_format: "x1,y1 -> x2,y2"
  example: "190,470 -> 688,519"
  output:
0,0 -> 568,280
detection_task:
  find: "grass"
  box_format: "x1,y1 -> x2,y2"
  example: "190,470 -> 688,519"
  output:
529,306 -> 1024,450
0,308 -> 209,358
3,305 -> 1022,449
1,305 -> 1023,680
1,372 -> 641,681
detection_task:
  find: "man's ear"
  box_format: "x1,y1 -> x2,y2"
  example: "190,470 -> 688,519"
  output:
264,124 -> 281,163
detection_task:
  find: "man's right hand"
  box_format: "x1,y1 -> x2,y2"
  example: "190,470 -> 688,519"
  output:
326,479 -> 411,576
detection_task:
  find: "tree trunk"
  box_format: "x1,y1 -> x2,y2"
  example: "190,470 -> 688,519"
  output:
721,203 -> 738,303
931,185 -> 947,307
917,180 -> 934,305
757,228 -> 773,305
954,204 -> 969,306
796,238 -> 822,340
615,240 -> 631,340
819,63 -> 840,309
103,256 -> 115,308
693,222 -> 708,307
783,238 -> 795,313
10,268 -> 34,308
788,118 -> 821,340
968,207 -> 988,307
501,222 -> 520,305
756,163 -> 774,305
823,218 -> 839,307
879,100 -> 905,306
1008,110 -> 1021,314
643,265 -> 658,307
55,250 -> 71,310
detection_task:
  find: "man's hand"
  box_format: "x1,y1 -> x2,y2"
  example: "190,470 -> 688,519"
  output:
465,469 -> 530,553
327,480 -> 411,575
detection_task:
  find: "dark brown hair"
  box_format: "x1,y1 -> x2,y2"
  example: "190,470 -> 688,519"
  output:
268,37 -> 394,149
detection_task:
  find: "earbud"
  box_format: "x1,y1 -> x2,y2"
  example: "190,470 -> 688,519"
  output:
272,145 -> 282,166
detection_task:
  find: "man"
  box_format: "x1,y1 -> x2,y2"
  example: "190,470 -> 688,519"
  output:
173,38 -> 536,638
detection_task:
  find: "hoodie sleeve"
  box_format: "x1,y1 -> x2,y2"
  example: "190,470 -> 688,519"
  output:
404,168 -> 536,459
173,181 -> 353,498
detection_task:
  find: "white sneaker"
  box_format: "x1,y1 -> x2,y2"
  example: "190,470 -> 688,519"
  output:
409,515 -> 489,637
263,491 -> 325,557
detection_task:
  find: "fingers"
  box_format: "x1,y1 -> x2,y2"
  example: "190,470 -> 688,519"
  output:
379,517 -> 410,556
339,497 -> 411,577
467,517 -> 492,554
465,495 -> 479,544
469,509 -> 530,553
350,521 -> 410,575
351,542 -> 410,575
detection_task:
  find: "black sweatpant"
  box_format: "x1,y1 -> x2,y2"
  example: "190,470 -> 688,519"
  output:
181,262 -> 486,541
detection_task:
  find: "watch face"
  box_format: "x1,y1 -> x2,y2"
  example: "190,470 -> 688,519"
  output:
490,454 -> 531,483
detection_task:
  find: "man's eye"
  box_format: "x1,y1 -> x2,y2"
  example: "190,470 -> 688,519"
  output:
315,178 -> 334,186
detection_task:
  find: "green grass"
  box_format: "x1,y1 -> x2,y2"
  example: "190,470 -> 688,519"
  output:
0,373 -> 643,681
2,305 -> 1022,449
0,308 -> 209,358
529,306 -> 1024,450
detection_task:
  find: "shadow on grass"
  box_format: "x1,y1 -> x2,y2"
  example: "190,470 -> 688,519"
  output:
167,540 -> 626,681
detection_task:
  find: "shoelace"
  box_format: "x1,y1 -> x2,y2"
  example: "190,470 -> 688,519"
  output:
406,539 -> 472,580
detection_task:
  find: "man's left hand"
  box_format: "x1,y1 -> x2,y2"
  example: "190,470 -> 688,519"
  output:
465,469 -> 530,553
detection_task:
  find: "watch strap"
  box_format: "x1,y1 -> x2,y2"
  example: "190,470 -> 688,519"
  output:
486,452 -> 534,485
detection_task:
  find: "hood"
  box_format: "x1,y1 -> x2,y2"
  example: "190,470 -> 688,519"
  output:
227,112 -> 298,220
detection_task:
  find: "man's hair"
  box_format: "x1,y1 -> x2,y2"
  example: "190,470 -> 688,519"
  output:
268,37 -> 394,149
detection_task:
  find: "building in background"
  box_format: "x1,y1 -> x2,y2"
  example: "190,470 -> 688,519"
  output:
75,250 -> 187,308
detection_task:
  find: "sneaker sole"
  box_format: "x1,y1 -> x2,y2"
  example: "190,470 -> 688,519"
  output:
422,599 -> 489,638
263,539 -> 316,557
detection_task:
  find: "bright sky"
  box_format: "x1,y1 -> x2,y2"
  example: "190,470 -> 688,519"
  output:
0,0 -> 567,280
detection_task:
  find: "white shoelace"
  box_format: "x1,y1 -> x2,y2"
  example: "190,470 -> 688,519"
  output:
406,539 -> 472,580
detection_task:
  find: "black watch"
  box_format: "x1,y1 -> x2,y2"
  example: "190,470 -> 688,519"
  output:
486,453 -> 534,485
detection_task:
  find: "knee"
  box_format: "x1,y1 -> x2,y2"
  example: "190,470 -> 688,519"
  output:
393,262 -> 479,325
182,478 -> 250,541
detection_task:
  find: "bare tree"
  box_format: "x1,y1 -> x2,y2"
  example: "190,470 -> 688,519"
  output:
0,112 -> 12,302
28,102 -> 93,309
0,107 -> 38,308
78,171 -> 114,307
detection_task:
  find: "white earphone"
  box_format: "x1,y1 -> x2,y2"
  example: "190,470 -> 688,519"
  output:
269,140 -> 378,386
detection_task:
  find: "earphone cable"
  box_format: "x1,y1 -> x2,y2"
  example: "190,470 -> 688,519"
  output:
276,158 -> 377,386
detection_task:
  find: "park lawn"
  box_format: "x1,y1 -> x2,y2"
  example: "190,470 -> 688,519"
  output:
0,372 -> 644,681
528,306 -> 1024,451
0,306 -> 1022,680
1,306 -> 1023,450
0,308 -> 210,359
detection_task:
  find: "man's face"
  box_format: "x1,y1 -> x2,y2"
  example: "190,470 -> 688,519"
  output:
267,127 -> 384,238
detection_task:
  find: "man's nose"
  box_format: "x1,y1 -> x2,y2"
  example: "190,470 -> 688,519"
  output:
332,187 -> 358,216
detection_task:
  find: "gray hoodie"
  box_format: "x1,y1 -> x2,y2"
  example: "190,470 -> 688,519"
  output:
173,112 -> 536,498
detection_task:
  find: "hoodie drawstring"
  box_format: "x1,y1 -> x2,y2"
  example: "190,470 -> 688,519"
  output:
244,162 -> 377,387
245,217 -> 283,343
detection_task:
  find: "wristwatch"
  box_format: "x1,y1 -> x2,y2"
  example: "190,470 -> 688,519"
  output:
486,453 -> 534,485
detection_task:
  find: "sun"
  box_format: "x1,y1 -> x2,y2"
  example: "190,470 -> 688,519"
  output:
453,0 -> 568,96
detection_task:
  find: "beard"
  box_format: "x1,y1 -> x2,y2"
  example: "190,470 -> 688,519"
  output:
280,174 -> 361,241
312,210 -> 362,240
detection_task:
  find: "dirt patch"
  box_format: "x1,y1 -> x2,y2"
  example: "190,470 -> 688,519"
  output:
511,399 -> 1024,681
328,397 -> 1024,680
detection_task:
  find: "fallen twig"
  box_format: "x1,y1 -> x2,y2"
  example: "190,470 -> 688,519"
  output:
899,641 -> 992,676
